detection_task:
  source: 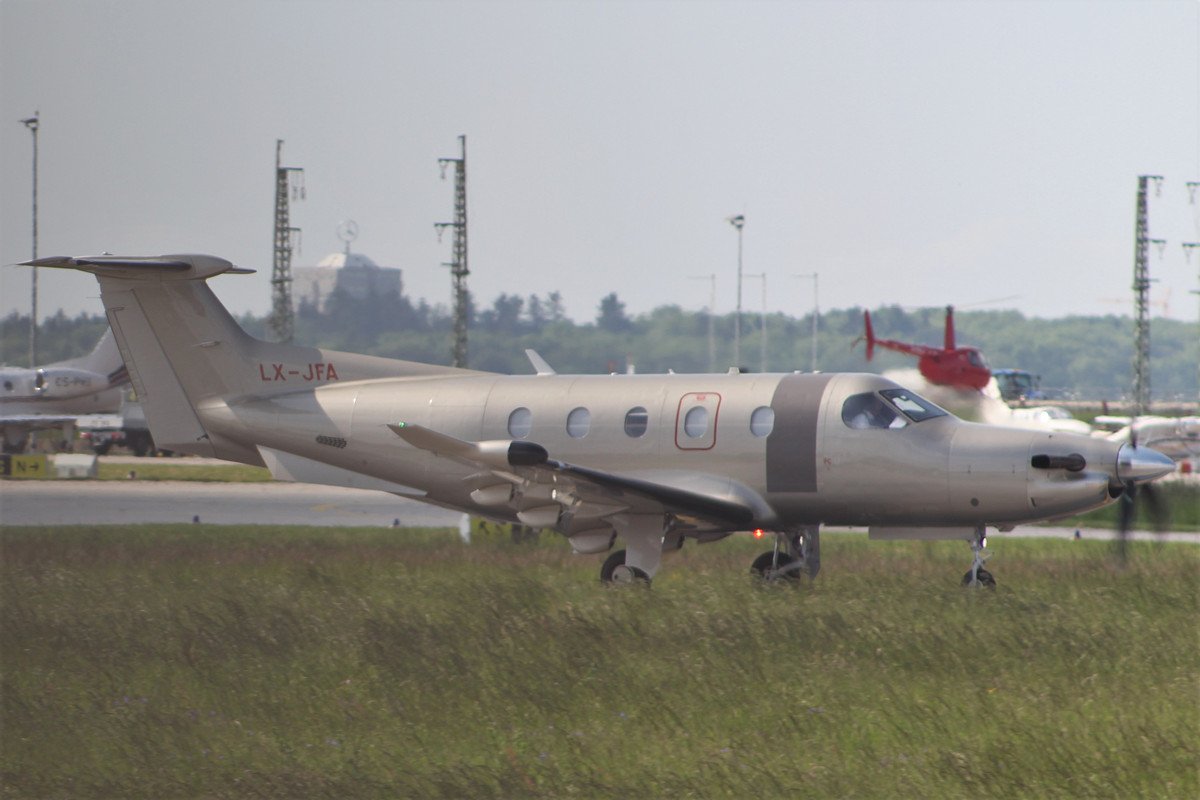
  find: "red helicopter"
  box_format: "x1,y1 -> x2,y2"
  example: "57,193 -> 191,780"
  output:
858,305 -> 992,391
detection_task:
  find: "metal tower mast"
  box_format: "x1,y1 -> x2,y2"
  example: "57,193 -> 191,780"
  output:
269,139 -> 304,343
436,135 -> 469,368
745,273 -> 768,372
1184,240 -> 1200,404
20,112 -> 39,367
689,274 -> 717,372
1187,180 -> 1200,404
793,272 -> 819,372
1131,175 -> 1163,416
728,214 -> 745,368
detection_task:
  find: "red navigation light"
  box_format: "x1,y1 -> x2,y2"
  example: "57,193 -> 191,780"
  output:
753,529 -> 765,539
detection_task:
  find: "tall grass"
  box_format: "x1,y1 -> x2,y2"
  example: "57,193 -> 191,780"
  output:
2,525 -> 1196,799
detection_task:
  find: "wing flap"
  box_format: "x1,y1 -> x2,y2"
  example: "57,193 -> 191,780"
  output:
389,422 -> 763,529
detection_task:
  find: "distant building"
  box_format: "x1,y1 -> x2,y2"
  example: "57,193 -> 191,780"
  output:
293,251 -> 403,313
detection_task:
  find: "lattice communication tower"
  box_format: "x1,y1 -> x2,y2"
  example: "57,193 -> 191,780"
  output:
436,135 -> 469,368
270,139 -> 305,343
1131,175 -> 1163,416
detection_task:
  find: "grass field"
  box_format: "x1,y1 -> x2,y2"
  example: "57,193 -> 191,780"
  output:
2,525 -> 1196,799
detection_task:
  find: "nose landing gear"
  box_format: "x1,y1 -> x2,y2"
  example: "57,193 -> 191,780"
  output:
962,526 -> 996,588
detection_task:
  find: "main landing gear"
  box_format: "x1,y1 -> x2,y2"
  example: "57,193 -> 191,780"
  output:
961,526 -> 996,588
750,527 -> 820,583
600,549 -> 650,584
598,515 -> 680,586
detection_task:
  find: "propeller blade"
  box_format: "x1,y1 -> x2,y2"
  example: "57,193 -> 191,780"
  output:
1116,486 -> 1135,565
1141,482 -> 1169,532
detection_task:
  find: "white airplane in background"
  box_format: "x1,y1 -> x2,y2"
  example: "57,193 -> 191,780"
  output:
1002,405 -> 1093,436
1,329 -> 128,453
20,254 -> 1178,588
1094,415 -> 1200,463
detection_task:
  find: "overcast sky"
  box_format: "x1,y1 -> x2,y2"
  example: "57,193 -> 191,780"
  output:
2,0 -> 1198,331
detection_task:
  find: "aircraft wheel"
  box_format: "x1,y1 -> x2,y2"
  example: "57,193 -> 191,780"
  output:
750,551 -> 801,581
599,549 -> 650,585
961,568 -> 996,589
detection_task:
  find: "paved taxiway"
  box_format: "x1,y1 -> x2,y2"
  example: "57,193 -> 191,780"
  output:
0,480 -> 461,528
2,477 -> 1196,543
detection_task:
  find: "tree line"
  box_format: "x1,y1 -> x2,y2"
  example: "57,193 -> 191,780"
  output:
3,293 -> 1196,401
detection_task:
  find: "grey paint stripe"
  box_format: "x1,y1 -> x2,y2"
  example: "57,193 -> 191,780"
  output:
766,374 -> 833,493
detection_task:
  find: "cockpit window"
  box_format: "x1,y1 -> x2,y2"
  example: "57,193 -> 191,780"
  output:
842,392 -> 906,430
842,389 -> 948,429
879,388 -> 948,422
967,350 -> 987,368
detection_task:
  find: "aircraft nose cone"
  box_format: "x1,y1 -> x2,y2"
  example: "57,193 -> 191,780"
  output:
1116,444 -> 1175,483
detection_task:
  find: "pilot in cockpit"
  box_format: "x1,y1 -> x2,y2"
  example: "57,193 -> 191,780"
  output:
842,393 -> 905,430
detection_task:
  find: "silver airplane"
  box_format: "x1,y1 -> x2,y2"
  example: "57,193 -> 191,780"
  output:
1,328 -> 128,453
22,254 -> 1177,586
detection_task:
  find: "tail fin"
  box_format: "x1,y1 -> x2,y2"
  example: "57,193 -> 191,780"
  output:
24,254 -> 466,459
67,329 -> 128,388
943,305 -> 956,351
863,311 -> 875,361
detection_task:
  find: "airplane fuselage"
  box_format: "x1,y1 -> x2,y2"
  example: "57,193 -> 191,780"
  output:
198,369 -> 1120,533
1,365 -> 120,405
26,253 -> 1177,585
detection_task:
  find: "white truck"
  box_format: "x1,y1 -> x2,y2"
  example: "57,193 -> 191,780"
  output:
75,400 -> 157,456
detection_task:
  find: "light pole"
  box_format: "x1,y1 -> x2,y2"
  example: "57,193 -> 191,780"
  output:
21,111 -> 39,367
793,272 -> 819,372
745,272 -> 767,372
688,273 -> 717,372
1184,241 -> 1199,403
728,214 -> 744,368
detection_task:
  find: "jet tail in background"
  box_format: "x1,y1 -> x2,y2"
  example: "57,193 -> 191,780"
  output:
57,329 -> 127,387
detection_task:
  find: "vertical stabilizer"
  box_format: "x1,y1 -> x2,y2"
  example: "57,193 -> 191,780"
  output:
61,329 -> 128,388
78,256 -> 260,456
943,305 -> 956,351
863,311 -> 876,361
23,254 -> 469,459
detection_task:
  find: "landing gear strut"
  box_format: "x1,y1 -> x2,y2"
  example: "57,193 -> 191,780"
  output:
599,550 -> 651,584
751,527 -> 820,582
599,516 -> 674,585
961,526 -> 996,588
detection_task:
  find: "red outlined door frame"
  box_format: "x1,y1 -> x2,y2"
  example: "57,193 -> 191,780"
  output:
674,392 -> 721,451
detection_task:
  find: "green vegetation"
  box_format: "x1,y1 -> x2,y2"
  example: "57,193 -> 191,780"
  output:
94,461 -> 272,482
5,302 -> 1197,401
3,525 -> 1196,798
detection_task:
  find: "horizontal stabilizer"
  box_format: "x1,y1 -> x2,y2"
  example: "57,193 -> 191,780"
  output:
20,254 -> 254,280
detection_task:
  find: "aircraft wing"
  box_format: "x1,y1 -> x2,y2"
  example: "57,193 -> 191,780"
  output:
388,423 -> 765,531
